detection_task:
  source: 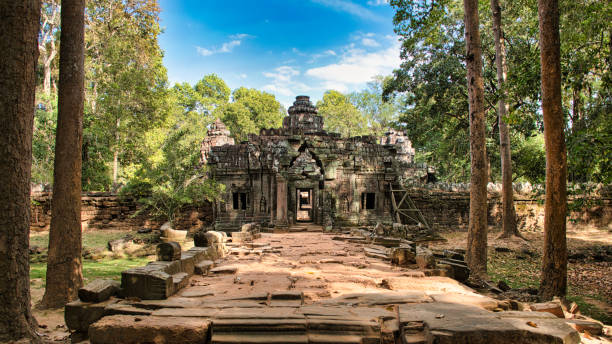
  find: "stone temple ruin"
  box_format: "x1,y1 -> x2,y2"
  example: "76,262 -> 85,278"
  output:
63,96 -> 591,344
202,95 -> 427,231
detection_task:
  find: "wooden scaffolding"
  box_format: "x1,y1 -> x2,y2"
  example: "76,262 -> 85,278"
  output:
389,183 -> 432,232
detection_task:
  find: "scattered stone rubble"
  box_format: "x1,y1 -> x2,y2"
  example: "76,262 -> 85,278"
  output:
65,231 -> 228,332
63,230 -> 607,344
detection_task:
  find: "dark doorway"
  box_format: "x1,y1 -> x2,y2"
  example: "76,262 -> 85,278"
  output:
296,188 -> 313,222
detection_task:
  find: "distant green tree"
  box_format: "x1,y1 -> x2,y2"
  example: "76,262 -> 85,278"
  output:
195,73 -> 231,106
214,87 -> 285,141
348,76 -> 400,137
84,0 -> 168,188
317,90 -> 368,137
215,102 -> 257,142
124,99 -> 224,224
32,94 -> 57,185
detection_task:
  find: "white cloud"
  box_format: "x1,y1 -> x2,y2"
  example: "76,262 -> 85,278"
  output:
306,41 -> 401,89
263,66 -> 312,100
196,34 -> 253,57
196,46 -> 214,56
239,73 -> 248,79
367,0 -> 389,6
310,0 -> 385,22
308,49 -> 339,63
325,49 -> 337,56
361,38 -> 380,47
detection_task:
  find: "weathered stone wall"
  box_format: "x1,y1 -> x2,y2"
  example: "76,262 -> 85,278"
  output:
30,191 -> 610,233
30,192 -> 213,232
407,188 -> 612,231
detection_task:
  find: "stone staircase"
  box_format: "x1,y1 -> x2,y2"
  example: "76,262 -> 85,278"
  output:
85,291 -> 581,344
289,223 -> 324,232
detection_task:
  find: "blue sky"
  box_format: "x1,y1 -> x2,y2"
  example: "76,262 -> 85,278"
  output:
158,0 -> 401,108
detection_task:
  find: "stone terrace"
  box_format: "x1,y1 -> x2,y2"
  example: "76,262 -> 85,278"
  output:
81,229 -> 584,344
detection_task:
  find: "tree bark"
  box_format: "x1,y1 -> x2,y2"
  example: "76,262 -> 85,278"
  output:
0,1 -> 42,342
40,0 -> 85,309
464,0 -> 488,278
112,117 -> 120,185
537,0 -> 568,301
491,0 -> 519,238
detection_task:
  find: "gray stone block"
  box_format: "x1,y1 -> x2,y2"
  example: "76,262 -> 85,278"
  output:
78,279 -> 120,303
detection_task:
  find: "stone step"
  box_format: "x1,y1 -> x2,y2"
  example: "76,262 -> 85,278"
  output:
194,260 -> 214,275
307,333 -> 364,344
212,318 -> 307,332
172,272 -> 190,291
211,332 -> 308,344
88,315 -> 210,344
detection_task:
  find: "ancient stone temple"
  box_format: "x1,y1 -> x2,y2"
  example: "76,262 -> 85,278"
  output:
202,96 -> 426,230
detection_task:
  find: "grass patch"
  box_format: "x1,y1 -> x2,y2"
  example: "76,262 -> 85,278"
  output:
30,257 -> 151,284
566,294 -> 612,325
488,251 -> 540,289
488,250 -> 611,325
30,230 -> 148,251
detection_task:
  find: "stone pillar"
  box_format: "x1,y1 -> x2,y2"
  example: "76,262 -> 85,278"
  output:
276,175 -> 288,227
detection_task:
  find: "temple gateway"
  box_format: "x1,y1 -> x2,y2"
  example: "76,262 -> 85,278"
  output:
202,96 -> 427,231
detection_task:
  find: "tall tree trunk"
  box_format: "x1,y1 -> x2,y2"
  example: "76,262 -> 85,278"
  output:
464,0 -> 488,278
537,0 -> 568,301
491,0 -> 519,238
0,1 -> 42,342
112,117 -> 120,185
40,0 -> 85,309
42,47 -> 57,96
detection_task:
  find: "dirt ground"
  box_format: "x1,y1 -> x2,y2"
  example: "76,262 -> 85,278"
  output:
30,224 -> 612,343
430,224 -> 612,322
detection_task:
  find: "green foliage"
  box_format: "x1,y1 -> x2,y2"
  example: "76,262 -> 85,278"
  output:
195,74 -> 231,106
348,76 -> 401,137
83,0 -> 169,189
215,102 -> 257,142
214,87 -> 285,142
123,107 -> 224,224
512,134 -> 546,185
32,93 -> 57,185
386,0 -> 611,183
317,90 -> 369,137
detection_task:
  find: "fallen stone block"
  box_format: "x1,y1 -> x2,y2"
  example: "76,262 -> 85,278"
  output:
530,302 -> 565,318
415,247 -> 436,269
436,259 -> 469,282
399,302 -> 580,344
391,247 -> 416,266
210,266 -> 238,274
194,260 -> 214,275
121,267 -> 173,300
373,237 -> 402,247
193,231 -> 209,247
172,272 -> 190,292
564,319 -> 603,335
88,315 -> 210,344
157,241 -> 182,261
180,253 -> 196,275
78,279 -> 120,303
65,298 -> 119,332
147,260 -> 182,275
